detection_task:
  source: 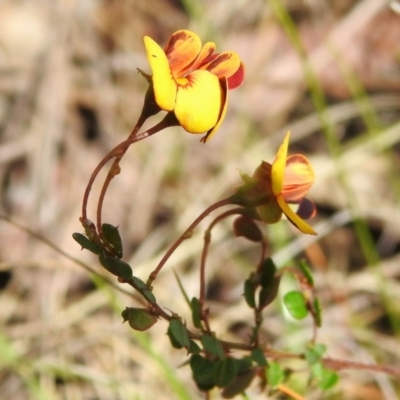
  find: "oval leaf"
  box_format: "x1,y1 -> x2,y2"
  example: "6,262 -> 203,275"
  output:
121,307 -> 157,331
201,335 -> 225,359
99,254 -> 132,280
72,233 -> 102,255
190,354 -> 216,391
191,297 -> 202,329
213,357 -> 239,388
244,278 -> 256,309
222,369 -> 255,399
283,290 -> 308,320
266,361 -> 284,388
233,216 -> 263,242
102,223 -> 123,258
168,319 -> 190,348
130,276 -> 156,304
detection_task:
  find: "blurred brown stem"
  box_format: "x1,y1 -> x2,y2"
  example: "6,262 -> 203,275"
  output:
147,199 -> 233,286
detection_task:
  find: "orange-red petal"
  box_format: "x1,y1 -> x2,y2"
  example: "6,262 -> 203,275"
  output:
201,52 -> 241,80
174,70 -> 221,133
282,154 -> 315,203
227,61 -> 245,89
164,30 -> 201,77
144,36 -> 177,111
276,194 -> 317,235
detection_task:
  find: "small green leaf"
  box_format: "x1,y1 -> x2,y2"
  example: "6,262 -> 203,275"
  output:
213,357 -> 239,388
283,291 -> 308,320
168,319 -> 190,348
189,340 -> 201,354
233,216 -> 263,242
72,233 -> 102,255
311,363 -> 339,390
201,335 -> 225,359
121,307 -> 157,331
266,361 -> 284,387
250,348 -> 267,367
130,276 -> 156,303
313,297 -> 322,327
221,369 -> 256,399
190,354 -> 216,391
258,276 -> 281,310
191,297 -> 202,329
299,260 -> 314,286
305,343 -> 327,365
244,278 -> 256,308
259,258 -> 277,288
99,254 -> 132,280
102,223 -> 123,258
236,357 -> 253,373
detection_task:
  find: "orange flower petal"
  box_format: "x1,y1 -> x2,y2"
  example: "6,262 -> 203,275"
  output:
144,36 -> 177,111
174,70 -> 221,133
227,61 -> 245,89
201,52 -> 241,80
191,42 -> 216,71
276,194 -> 317,235
271,132 -> 290,195
164,30 -> 201,77
283,154 -> 315,202
201,78 -> 228,143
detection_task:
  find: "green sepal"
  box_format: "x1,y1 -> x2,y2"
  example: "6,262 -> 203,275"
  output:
258,276 -> 281,310
72,233 -> 102,255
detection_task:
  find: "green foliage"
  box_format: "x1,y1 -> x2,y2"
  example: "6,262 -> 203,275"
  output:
250,348 -> 267,367
283,290 -> 309,320
311,362 -> 339,390
243,277 -> 256,308
102,223 -> 123,258
233,216 -> 263,242
298,260 -> 314,286
98,253 -> 132,280
190,354 -> 216,391
266,361 -> 284,387
130,276 -> 156,303
313,297 -> 323,327
221,369 -> 256,399
121,307 -> 157,331
201,334 -> 225,358
213,357 -> 238,387
72,233 -> 102,255
190,297 -> 202,329
168,319 -> 190,349
305,343 -> 327,365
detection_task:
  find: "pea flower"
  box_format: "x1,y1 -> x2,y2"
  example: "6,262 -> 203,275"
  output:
143,30 -> 244,142
269,132 -> 316,235
230,132 -> 316,235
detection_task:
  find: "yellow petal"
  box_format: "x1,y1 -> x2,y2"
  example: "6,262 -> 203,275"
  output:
271,132 -> 290,195
276,194 -> 317,235
283,154 -> 315,202
201,77 -> 228,142
144,36 -> 177,111
174,70 -> 221,133
164,30 -> 202,77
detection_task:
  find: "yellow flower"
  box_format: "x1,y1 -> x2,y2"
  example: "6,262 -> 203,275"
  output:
270,132 -> 316,235
143,30 -> 244,142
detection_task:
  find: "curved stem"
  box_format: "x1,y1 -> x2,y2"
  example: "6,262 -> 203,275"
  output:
147,198 -> 233,285
199,208 -> 244,316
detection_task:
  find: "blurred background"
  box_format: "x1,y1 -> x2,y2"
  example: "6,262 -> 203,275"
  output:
1,0 -> 400,399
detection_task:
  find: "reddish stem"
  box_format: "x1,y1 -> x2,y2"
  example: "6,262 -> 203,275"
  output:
147,198 -> 233,285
